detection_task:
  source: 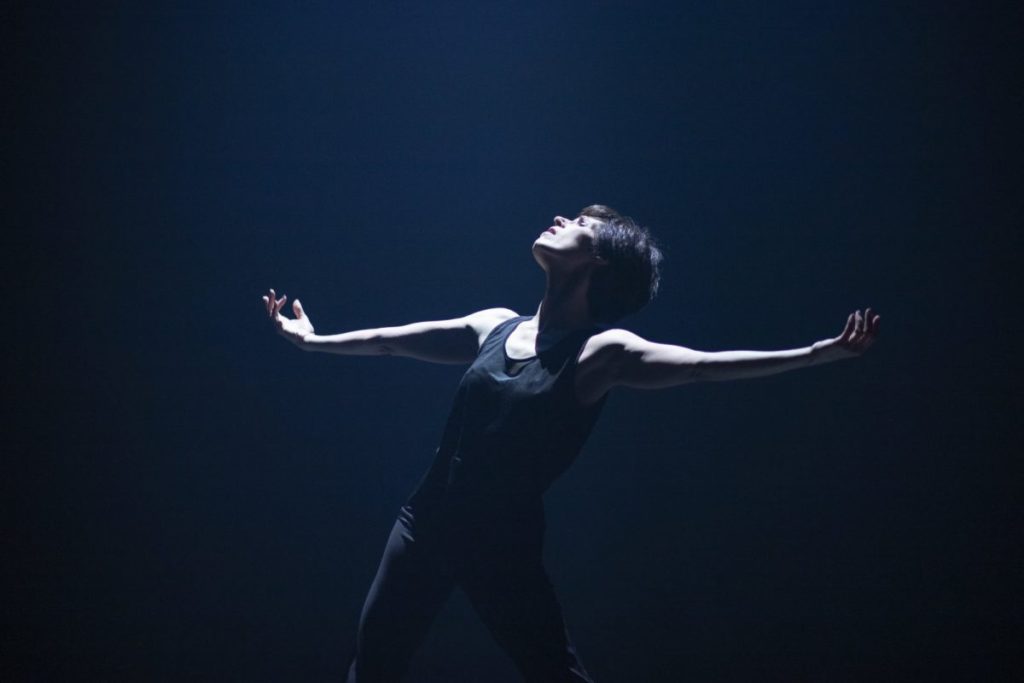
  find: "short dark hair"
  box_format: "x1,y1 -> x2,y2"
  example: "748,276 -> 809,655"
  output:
581,204 -> 662,324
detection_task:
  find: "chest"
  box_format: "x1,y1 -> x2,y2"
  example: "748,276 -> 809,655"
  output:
503,324 -> 606,398
504,324 -> 540,360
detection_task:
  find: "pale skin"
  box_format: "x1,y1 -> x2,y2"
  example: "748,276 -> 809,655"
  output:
262,213 -> 880,404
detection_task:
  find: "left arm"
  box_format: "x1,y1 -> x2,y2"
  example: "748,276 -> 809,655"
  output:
582,309 -> 880,393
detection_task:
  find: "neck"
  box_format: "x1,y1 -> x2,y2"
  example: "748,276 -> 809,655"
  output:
531,266 -> 596,334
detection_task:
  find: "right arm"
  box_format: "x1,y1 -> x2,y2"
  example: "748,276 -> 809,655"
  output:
262,288 -> 517,364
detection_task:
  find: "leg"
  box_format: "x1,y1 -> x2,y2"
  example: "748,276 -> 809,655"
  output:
346,507 -> 455,683
457,554 -> 594,683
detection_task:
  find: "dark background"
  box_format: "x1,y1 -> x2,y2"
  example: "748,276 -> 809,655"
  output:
6,1 -> 1021,680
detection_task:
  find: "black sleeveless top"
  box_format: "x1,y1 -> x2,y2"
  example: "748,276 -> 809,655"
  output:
407,315 -> 608,521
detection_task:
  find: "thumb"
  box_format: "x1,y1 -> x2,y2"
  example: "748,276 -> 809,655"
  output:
293,299 -> 305,318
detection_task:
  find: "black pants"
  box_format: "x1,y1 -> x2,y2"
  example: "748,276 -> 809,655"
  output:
345,505 -> 594,682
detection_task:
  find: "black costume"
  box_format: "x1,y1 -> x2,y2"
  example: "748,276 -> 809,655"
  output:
346,316 -> 607,682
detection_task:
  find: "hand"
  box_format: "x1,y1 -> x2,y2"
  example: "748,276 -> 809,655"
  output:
814,308 -> 881,362
262,288 -> 315,348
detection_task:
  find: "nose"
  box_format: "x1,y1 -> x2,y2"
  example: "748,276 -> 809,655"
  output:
553,216 -> 567,227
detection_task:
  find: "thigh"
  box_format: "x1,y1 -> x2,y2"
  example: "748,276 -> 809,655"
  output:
458,554 -> 594,683
347,507 -> 454,683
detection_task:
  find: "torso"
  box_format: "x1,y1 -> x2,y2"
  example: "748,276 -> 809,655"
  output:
407,313 -> 609,517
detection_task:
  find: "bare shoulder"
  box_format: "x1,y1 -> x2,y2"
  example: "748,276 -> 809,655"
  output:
581,328 -> 697,364
463,307 -> 519,346
574,328 -> 643,404
578,328 -> 645,363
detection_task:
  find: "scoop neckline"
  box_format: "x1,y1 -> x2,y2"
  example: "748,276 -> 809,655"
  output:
503,317 -> 594,362
503,318 -> 538,362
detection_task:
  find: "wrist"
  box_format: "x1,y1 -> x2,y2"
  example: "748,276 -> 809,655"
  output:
811,338 -> 856,365
809,339 -> 835,365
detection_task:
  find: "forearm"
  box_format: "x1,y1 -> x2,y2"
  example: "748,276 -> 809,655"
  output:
300,319 -> 479,363
692,340 -> 834,382
300,328 -> 387,356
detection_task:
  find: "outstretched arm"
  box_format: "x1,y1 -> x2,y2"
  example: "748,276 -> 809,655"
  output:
261,288 -> 517,364
584,309 -> 880,391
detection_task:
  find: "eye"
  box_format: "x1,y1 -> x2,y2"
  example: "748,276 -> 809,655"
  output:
577,217 -> 585,225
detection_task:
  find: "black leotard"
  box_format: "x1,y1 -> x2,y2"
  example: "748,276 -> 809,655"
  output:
407,314 -> 608,522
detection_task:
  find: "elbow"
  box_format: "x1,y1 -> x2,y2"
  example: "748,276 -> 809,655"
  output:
362,330 -> 397,356
687,355 -> 712,383
373,335 -> 397,356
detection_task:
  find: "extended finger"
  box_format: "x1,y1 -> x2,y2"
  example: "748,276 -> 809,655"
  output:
841,312 -> 855,341
864,313 -> 880,347
275,294 -> 288,317
861,310 -> 877,349
868,307 -> 884,335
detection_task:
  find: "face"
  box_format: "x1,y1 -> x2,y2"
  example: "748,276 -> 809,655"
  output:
532,214 -> 606,271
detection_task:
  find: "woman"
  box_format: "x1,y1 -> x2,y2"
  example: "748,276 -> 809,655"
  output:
262,205 -> 880,682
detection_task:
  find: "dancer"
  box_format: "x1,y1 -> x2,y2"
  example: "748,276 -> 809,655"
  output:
262,205 -> 879,682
